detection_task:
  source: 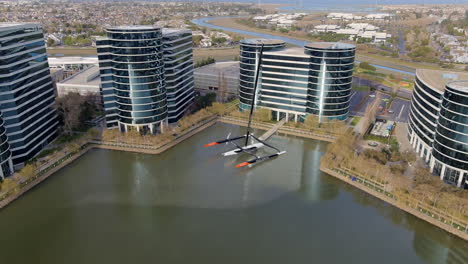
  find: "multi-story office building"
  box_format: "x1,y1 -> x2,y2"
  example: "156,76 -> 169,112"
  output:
162,29 -> 194,123
0,112 -> 13,178
0,23 -> 58,167
97,26 -> 194,133
97,26 -> 168,134
239,39 -> 355,122
408,69 -> 468,188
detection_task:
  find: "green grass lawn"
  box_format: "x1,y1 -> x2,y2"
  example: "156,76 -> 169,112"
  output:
350,116 -> 362,126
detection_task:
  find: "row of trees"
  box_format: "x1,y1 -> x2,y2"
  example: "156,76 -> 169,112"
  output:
56,93 -> 102,135
359,61 -> 377,72
101,102 -> 231,146
321,133 -> 468,220
194,57 -> 216,68
0,128 -> 99,193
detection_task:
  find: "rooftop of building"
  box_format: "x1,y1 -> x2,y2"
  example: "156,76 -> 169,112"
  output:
305,42 -> 355,50
241,39 -> 285,45
447,80 -> 468,93
263,47 -> 310,57
0,22 -> 39,29
416,69 -> 468,92
58,66 -> 100,86
162,28 -> 191,35
48,56 -> 98,65
106,25 -> 160,31
194,61 -> 239,77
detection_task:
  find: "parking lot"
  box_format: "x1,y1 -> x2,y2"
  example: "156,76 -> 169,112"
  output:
388,98 -> 411,123
349,91 -> 411,123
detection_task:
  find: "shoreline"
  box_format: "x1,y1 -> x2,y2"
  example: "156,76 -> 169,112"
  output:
0,117 -> 466,241
0,116 -> 218,209
321,166 -> 468,241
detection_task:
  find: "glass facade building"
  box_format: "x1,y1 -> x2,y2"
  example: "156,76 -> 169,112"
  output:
239,39 -> 355,122
162,29 -> 194,123
97,26 -> 194,133
0,112 -> 13,178
97,26 -> 168,133
408,69 -> 468,188
0,23 -> 58,168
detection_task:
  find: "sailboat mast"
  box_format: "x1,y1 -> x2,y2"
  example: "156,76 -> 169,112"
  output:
245,43 -> 264,146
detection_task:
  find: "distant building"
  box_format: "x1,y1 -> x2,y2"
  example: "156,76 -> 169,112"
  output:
313,25 -> 340,33
57,66 -> 101,99
408,69 -> 468,188
194,61 -> 239,102
239,39 -> 356,122
0,23 -> 58,167
46,33 -> 62,46
365,13 -> 392,20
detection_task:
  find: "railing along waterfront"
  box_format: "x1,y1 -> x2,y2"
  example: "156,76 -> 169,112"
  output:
0,143 -> 92,204
95,115 -> 218,150
0,115 -> 219,206
327,166 -> 468,235
219,116 -> 339,141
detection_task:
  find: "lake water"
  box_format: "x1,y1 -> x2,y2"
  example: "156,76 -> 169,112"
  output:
0,123 -> 465,264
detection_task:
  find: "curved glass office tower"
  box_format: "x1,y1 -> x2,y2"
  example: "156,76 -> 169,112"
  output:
0,23 -> 58,166
0,112 -> 13,178
97,26 -> 167,134
432,81 -> 468,187
408,69 -> 468,188
239,39 -> 355,122
239,39 -> 286,112
304,43 -> 355,121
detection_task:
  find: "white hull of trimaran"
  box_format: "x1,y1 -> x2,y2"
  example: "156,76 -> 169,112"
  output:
222,143 -> 264,156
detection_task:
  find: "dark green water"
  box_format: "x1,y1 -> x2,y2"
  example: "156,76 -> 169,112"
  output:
0,123 -> 466,264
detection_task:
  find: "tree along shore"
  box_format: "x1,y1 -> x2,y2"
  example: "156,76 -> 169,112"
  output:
0,103 -> 465,241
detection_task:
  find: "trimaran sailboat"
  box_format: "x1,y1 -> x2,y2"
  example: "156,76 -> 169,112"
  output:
204,44 -> 286,168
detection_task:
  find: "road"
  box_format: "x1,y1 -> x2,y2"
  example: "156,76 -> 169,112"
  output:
353,76 -> 413,100
192,17 -> 416,76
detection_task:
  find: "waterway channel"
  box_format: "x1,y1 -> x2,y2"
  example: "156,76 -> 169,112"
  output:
0,123 -> 466,263
191,17 -> 416,76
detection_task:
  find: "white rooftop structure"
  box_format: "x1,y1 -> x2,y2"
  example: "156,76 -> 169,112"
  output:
0,22 -> 40,29
48,57 -> 98,71
365,13 -> 392,20
347,23 -> 378,31
57,66 -> 101,97
336,29 -> 360,36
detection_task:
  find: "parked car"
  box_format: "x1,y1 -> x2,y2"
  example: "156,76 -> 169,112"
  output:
368,141 -> 379,147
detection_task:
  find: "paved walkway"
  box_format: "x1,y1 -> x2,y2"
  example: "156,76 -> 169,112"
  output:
259,118 -> 286,141
394,122 -> 413,153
